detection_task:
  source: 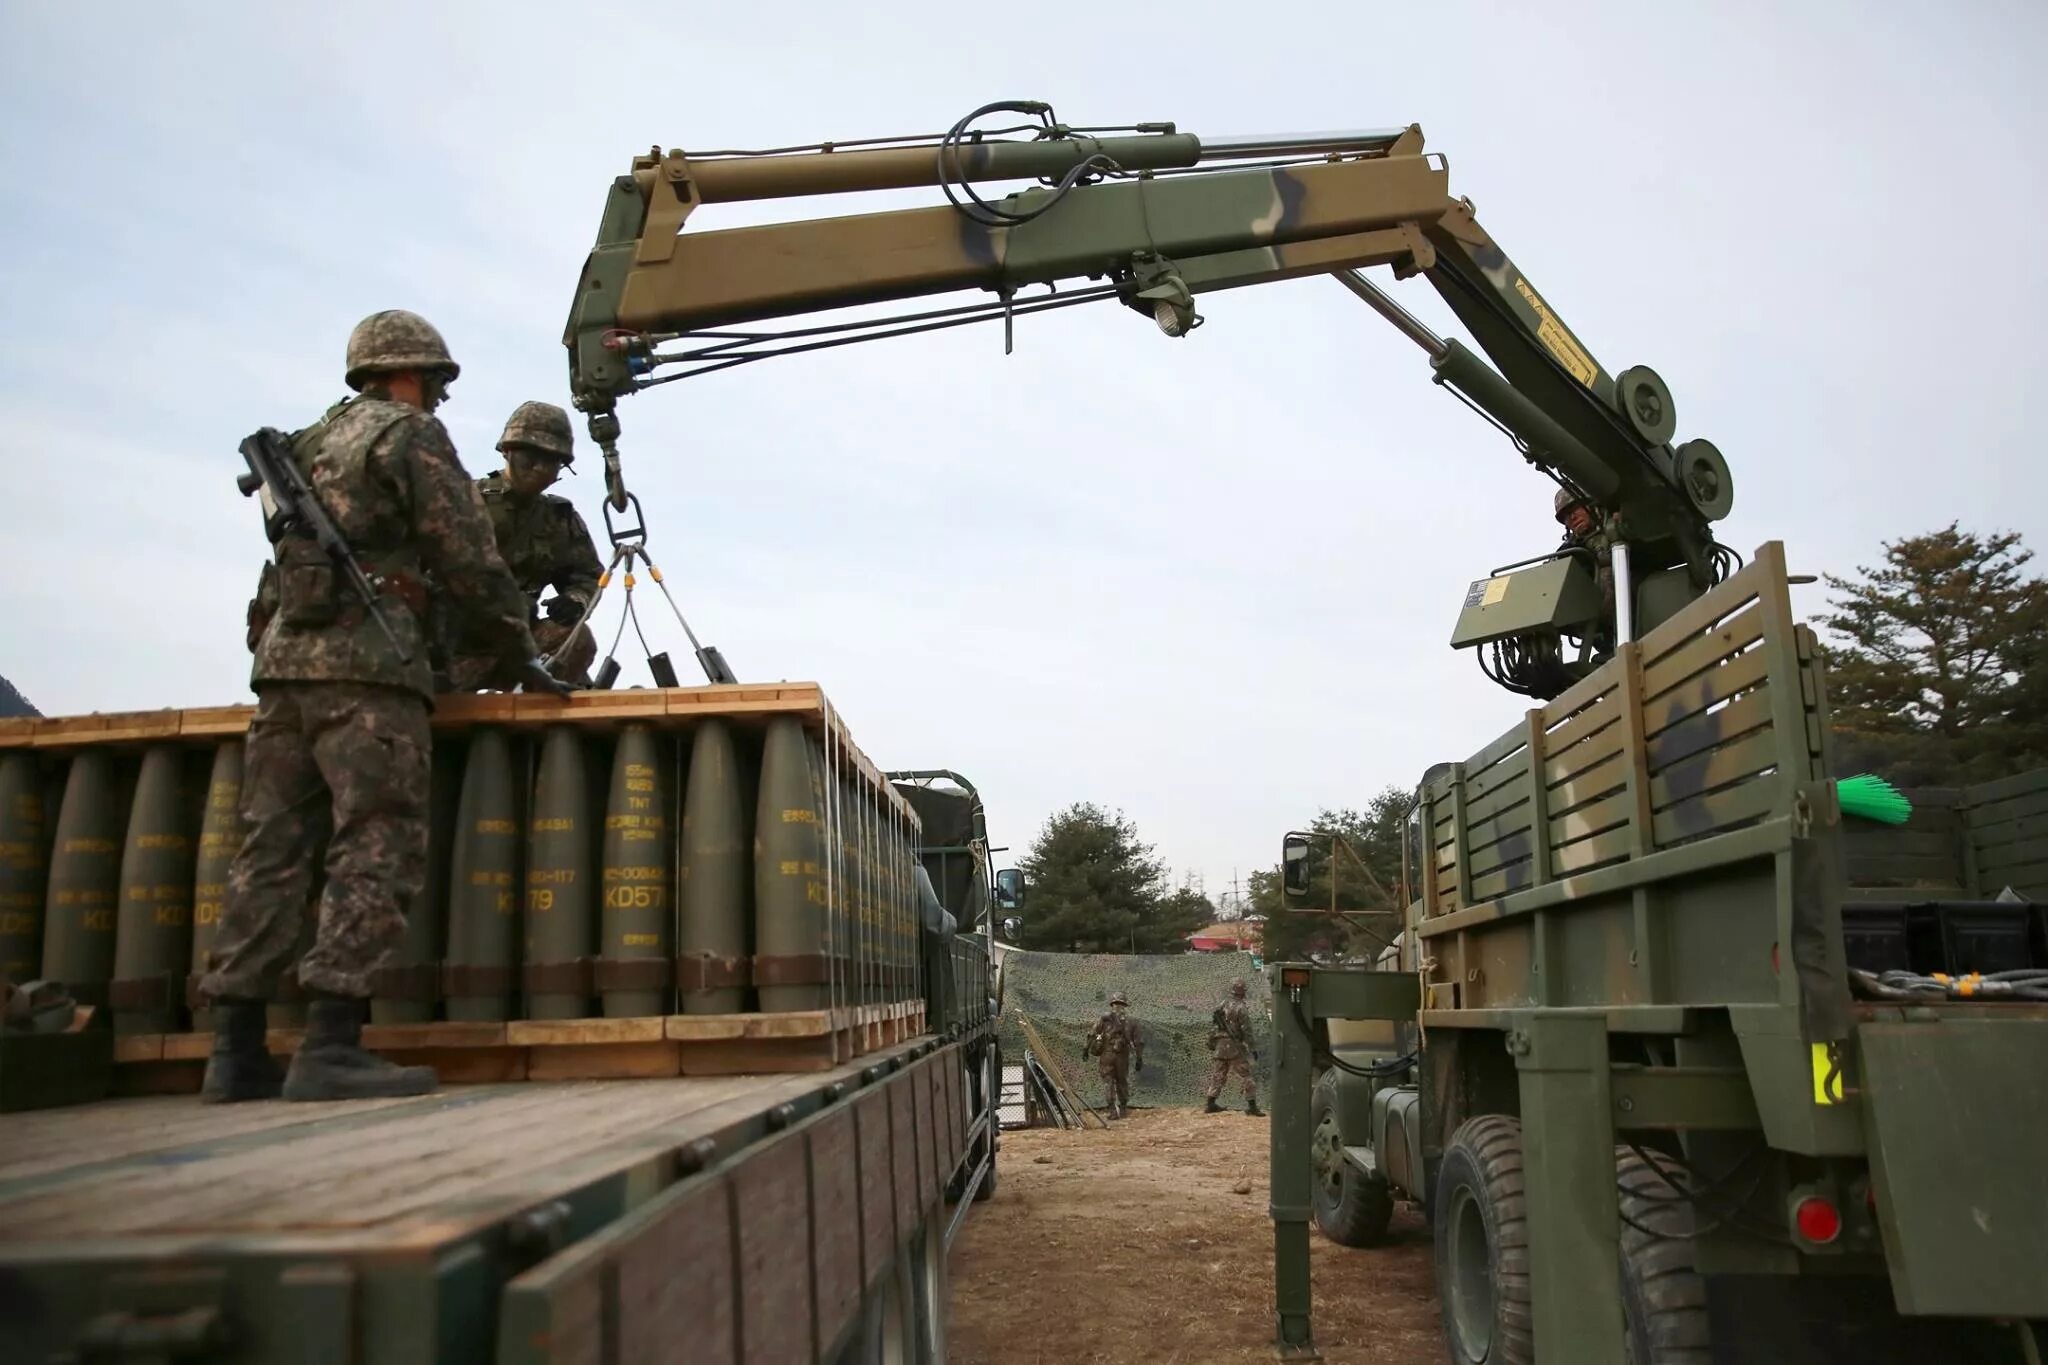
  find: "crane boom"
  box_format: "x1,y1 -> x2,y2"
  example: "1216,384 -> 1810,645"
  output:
562,104 -> 1736,698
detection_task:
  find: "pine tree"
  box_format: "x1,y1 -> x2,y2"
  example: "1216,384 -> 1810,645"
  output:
1014,803 -> 1169,953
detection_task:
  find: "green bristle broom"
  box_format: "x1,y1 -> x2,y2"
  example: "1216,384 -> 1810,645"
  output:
1836,774 -> 1913,825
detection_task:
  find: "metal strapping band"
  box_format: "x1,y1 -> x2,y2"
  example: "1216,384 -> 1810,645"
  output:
523,958 -> 596,996
752,952 -> 845,987
107,974 -> 174,1012
441,964 -> 518,998
371,962 -> 442,1002
676,952 -> 750,991
593,957 -> 674,992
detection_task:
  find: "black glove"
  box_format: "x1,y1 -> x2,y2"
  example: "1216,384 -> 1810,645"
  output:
544,595 -> 583,625
518,657 -> 575,697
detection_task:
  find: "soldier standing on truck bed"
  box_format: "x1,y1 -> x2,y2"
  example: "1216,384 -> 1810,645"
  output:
1204,977 -> 1263,1116
440,400 -> 604,691
200,309 -> 564,1105
1084,991 -> 1143,1119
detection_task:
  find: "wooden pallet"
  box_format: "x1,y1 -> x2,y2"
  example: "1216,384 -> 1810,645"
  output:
109,1002 -> 927,1092
0,682 -> 918,828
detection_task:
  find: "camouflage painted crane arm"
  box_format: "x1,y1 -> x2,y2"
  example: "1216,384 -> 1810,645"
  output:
563,113 -> 1731,581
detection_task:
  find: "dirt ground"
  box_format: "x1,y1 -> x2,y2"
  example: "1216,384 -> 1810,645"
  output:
947,1106 -> 1447,1365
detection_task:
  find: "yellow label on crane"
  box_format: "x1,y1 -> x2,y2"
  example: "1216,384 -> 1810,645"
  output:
1482,576 -> 1511,606
1515,277 -> 1598,388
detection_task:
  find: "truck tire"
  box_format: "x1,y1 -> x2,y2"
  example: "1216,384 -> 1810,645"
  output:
1615,1145 -> 1712,1364
1433,1115 -> 1534,1365
972,1130 -> 997,1202
1310,1071 -> 1394,1246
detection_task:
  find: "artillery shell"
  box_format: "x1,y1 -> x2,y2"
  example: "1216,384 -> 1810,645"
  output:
754,718 -> 829,1013
525,726 -> 595,1020
599,725 -> 672,1018
679,720 -> 748,1015
40,750 -> 128,1011
111,747 -> 194,1034
186,742 -> 246,1034
446,728 -> 521,1022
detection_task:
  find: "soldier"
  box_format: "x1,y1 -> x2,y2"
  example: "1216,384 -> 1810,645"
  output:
1556,486 -> 1617,650
441,401 -> 603,690
1204,977 -> 1262,1116
199,309 -> 565,1105
1084,991 -> 1144,1119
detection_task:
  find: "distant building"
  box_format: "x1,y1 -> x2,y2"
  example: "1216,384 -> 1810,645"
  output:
1186,919 -> 1260,953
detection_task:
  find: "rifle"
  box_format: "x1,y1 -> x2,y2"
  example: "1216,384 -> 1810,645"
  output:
237,426 -> 412,665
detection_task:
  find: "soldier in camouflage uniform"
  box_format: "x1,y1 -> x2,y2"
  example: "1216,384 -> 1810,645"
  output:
440,401 -> 603,691
1556,486 -> 1617,652
1204,977 -> 1262,1115
200,310 -> 563,1105
1084,991 -> 1143,1119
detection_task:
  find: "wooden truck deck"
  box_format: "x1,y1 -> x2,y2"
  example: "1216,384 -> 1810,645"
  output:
0,1075 -> 818,1252
0,1035 -> 978,1363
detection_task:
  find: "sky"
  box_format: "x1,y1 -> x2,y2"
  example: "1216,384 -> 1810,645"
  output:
2,2 -> 2044,908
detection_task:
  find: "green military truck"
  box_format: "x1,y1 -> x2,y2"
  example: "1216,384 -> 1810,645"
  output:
0,697 -> 1006,1365
1269,542 -> 2048,1363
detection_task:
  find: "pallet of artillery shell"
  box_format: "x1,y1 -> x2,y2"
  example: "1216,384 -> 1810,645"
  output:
109,1000 -> 928,1092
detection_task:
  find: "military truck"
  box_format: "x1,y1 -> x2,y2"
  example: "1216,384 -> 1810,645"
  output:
1270,543 -> 2048,1362
0,692 -> 1006,1365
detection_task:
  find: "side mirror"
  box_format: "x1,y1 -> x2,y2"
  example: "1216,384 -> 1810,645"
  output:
1281,833 -> 1313,903
994,867 -> 1025,910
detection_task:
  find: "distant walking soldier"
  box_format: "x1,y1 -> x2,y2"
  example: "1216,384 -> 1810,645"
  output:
200,309 -> 564,1105
1085,991 -> 1144,1119
1204,977 -> 1262,1116
441,401 -> 604,690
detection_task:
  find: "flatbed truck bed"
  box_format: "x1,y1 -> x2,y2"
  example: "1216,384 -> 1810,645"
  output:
1,1034 -> 987,1364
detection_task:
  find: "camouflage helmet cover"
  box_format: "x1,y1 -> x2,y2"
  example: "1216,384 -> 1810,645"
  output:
1109,992 -> 1128,1006
345,309 -> 459,390
497,400 -> 576,463
1230,978 -> 1246,996
1554,486 -> 1586,523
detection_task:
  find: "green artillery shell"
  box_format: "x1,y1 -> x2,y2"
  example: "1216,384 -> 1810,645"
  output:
754,718 -> 828,1013
679,720 -> 749,1015
525,726 -> 594,1021
446,728 -> 521,1022
112,746 -> 194,1034
599,725 -> 672,1018
41,750 -> 128,1010
0,753 -> 46,985
186,742 -> 246,1034
374,740 -> 458,1026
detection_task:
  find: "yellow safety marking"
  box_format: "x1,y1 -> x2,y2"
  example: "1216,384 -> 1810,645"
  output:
1810,1043 -> 1844,1105
1515,277 -> 1598,387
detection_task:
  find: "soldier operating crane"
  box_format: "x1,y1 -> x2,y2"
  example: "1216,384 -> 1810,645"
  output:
557,100 -> 1742,697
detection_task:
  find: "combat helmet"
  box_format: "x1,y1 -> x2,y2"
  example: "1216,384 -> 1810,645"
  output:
345,310 -> 459,391
1554,486 -> 1585,523
1109,992 -> 1128,1007
497,400 -> 576,463
1230,978 -> 1247,997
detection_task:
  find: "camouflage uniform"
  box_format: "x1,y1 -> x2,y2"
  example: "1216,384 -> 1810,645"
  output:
1205,980 -> 1261,1113
1085,993 -> 1143,1118
202,318 -> 536,1006
1555,487 -> 1616,649
442,402 -> 602,691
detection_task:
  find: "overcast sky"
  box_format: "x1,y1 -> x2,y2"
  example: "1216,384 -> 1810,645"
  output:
3,2 -> 2043,907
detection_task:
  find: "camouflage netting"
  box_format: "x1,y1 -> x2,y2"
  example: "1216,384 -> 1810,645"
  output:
995,947 -> 1271,1113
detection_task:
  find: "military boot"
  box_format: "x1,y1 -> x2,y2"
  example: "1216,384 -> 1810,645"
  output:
1203,1097 -> 1223,1114
1246,1099 -> 1265,1117
283,997 -> 438,1101
200,998 -> 284,1103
